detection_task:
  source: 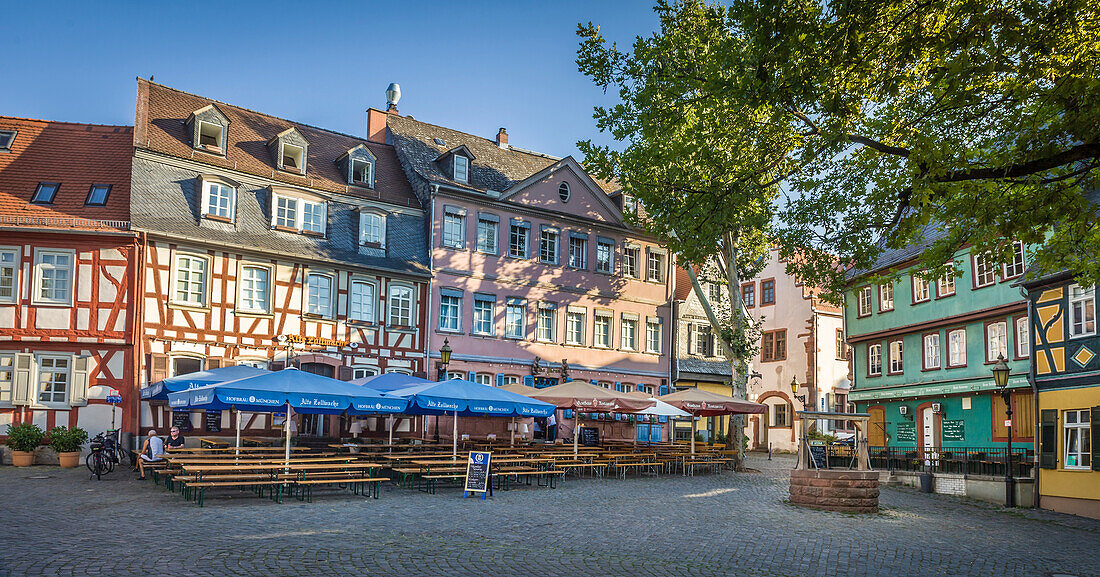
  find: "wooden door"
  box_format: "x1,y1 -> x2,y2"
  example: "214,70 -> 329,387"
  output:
869,406 -> 886,447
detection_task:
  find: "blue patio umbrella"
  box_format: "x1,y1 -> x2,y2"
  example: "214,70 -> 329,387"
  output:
350,372 -> 434,393
139,365 -> 268,401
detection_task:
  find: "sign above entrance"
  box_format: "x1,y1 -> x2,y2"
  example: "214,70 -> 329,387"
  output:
277,335 -> 351,348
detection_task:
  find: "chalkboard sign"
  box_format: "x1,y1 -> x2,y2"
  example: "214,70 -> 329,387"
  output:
580,427 -> 600,447
464,451 -> 492,499
895,422 -> 916,443
942,420 -> 965,442
204,410 -> 222,433
808,441 -> 827,469
172,411 -> 191,431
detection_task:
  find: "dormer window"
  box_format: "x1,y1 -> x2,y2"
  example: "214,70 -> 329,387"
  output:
198,121 -> 224,150
338,145 -> 376,189
359,211 -> 386,247
282,143 -> 304,171
31,182 -> 60,204
186,104 -> 230,155
454,155 -> 469,183
0,130 -> 16,152
268,127 -> 310,175
352,159 -> 373,186
271,188 -> 326,236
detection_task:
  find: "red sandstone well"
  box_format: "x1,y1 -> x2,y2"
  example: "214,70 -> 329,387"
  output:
789,469 -> 880,513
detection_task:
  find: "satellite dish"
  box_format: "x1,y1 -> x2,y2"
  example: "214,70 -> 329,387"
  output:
386,83 -> 401,107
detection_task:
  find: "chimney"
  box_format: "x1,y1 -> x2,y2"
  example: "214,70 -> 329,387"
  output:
496,127 -> 509,149
366,109 -> 388,144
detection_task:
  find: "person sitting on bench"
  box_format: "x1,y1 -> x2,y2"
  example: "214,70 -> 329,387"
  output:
164,426 -> 185,450
137,429 -> 164,480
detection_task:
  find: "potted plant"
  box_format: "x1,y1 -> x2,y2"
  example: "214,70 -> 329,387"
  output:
47,425 -> 87,468
6,423 -> 45,467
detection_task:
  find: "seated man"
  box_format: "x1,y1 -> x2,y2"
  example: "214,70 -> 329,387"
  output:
137,429 -> 164,480
164,426 -> 185,451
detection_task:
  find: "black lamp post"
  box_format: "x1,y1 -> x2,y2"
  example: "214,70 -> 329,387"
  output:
991,353 -> 1014,508
435,339 -> 452,443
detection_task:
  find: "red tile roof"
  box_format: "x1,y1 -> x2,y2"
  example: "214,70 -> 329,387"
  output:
0,117 -> 133,230
135,79 -> 420,209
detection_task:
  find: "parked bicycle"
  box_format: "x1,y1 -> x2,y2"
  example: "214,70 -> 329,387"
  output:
86,430 -> 131,480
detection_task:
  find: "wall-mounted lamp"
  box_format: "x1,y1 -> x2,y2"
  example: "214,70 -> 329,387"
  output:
790,377 -> 806,405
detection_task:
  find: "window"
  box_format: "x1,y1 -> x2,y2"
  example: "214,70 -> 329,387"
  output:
772,403 -> 791,427
937,274 -> 956,297
85,184 -> 111,206
509,222 -> 529,258
0,129 -> 17,151
622,246 -> 640,278
539,227 -> 559,264
1015,316 -> 1029,358
594,312 -> 611,348
856,286 -> 872,316
836,328 -> 847,360
1069,284 -> 1096,337
273,196 -> 326,235
238,266 -> 269,313
439,292 -> 462,332
646,318 -> 662,353
501,375 -> 520,385
305,273 -> 334,318
761,279 -> 775,305
473,295 -> 494,335
566,309 -> 586,345
349,280 -> 376,322
197,121 -> 224,150
879,284 -> 894,311
948,328 -> 967,367
1064,409 -> 1092,469
868,344 -> 882,376
173,254 -> 206,306
708,282 -> 722,304
621,316 -> 638,351
558,182 -> 571,202
912,274 -> 931,302
596,239 -> 614,273
474,373 -> 493,386
1003,241 -> 1026,279
537,303 -> 557,342
442,208 -> 466,248
568,235 -> 588,269
985,321 -> 1008,362
888,339 -> 904,374
172,356 -> 203,376
923,333 -> 941,370
351,159 -> 374,187
0,248 -> 18,303
622,193 -> 637,214
505,298 -> 525,339
33,250 -> 73,305
973,253 -> 995,287
352,367 -> 379,379
359,212 -> 385,247
742,283 -> 755,308
476,216 -> 499,254
281,143 -> 305,173
37,355 -> 70,404
453,155 -> 469,183
275,196 -> 297,228
388,285 -> 414,327
694,324 -> 712,357
646,251 -> 665,282
761,330 -> 786,362
31,182 -> 59,204
301,200 -> 325,234
0,354 -> 13,404
203,181 -> 235,220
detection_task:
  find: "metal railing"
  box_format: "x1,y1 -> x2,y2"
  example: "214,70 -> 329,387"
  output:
0,215 -> 130,230
865,446 -> 1033,477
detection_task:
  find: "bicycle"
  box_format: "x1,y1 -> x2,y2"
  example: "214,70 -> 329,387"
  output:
86,430 -> 131,479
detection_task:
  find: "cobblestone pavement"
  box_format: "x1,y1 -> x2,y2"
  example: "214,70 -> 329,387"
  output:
1,454 -> 1097,577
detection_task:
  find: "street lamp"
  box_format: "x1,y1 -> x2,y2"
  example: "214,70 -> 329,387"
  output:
791,377 -> 806,405
991,353 -> 1014,508
435,339 -> 453,443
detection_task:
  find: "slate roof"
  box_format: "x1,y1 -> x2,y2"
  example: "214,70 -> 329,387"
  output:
844,221 -> 949,282
676,357 -> 732,379
0,117 -> 132,230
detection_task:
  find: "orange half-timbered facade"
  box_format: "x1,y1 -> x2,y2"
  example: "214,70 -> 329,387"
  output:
132,80 -> 430,438
0,117 -> 140,448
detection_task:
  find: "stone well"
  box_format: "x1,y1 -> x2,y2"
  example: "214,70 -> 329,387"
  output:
789,469 -> 880,514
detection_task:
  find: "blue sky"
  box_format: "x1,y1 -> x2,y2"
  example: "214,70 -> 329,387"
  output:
2,1 -> 658,158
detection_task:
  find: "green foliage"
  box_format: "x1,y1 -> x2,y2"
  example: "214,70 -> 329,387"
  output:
807,429 -> 839,445
46,426 -> 88,453
5,423 -> 45,452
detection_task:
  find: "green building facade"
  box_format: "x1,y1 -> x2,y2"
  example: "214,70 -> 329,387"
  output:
845,232 -> 1034,452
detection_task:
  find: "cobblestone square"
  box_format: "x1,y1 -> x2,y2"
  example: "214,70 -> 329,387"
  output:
1,455 -> 1096,577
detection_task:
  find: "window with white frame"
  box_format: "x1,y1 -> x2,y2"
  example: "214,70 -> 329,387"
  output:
622,194 -> 636,214
509,221 -> 528,258
351,158 -> 374,187
473,295 -> 494,335
476,216 -> 498,254
173,254 -> 206,306
446,371 -> 465,380
305,273 -> 334,318
0,354 -> 12,404
594,312 -> 611,348
273,195 -> 326,235
986,320 -> 1008,362
948,328 -> 967,367
1069,284 -> 1096,337
301,200 -> 325,234
695,324 -> 713,357
622,246 -> 640,278
453,155 -> 469,183
349,280 -> 376,322
566,308 -> 586,345
505,298 -> 525,339
857,286 -> 872,316
352,366 -> 379,379
621,316 -> 638,351
708,282 -> 722,304
439,292 -> 462,332
34,250 -> 73,305
0,248 -> 18,303
646,250 -> 665,282
1064,409 -> 1092,469
888,340 -> 903,374
236,359 -> 270,369
1003,241 -> 1026,278
275,196 -> 297,228
537,303 -> 556,342
359,212 -> 386,247
937,273 -> 956,297
596,239 -> 614,273
1015,316 -> 1029,358
868,343 -> 882,376
558,182 -> 571,202
646,318 -> 662,353
568,235 -> 588,269
388,285 -> 414,327
172,356 -> 203,376
281,143 -> 305,173
238,266 -> 269,313
442,208 -> 466,248
973,252 -> 995,287
539,227 -> 559,264
197,121 -> 224,150
37,355 -> 70,404
471,373 -> 491,386
203,181 -> 235,220
879,284 -> 894,311
912,274 -> 931,302
502,375 -> 520,385
923,333 -> 940,369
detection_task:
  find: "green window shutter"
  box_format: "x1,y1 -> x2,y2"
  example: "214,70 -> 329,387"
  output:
1040,409 -> 1058,469
1092,406 -> 1100,472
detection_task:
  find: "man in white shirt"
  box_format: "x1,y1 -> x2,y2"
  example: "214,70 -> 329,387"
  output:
137,429 -> 164,480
